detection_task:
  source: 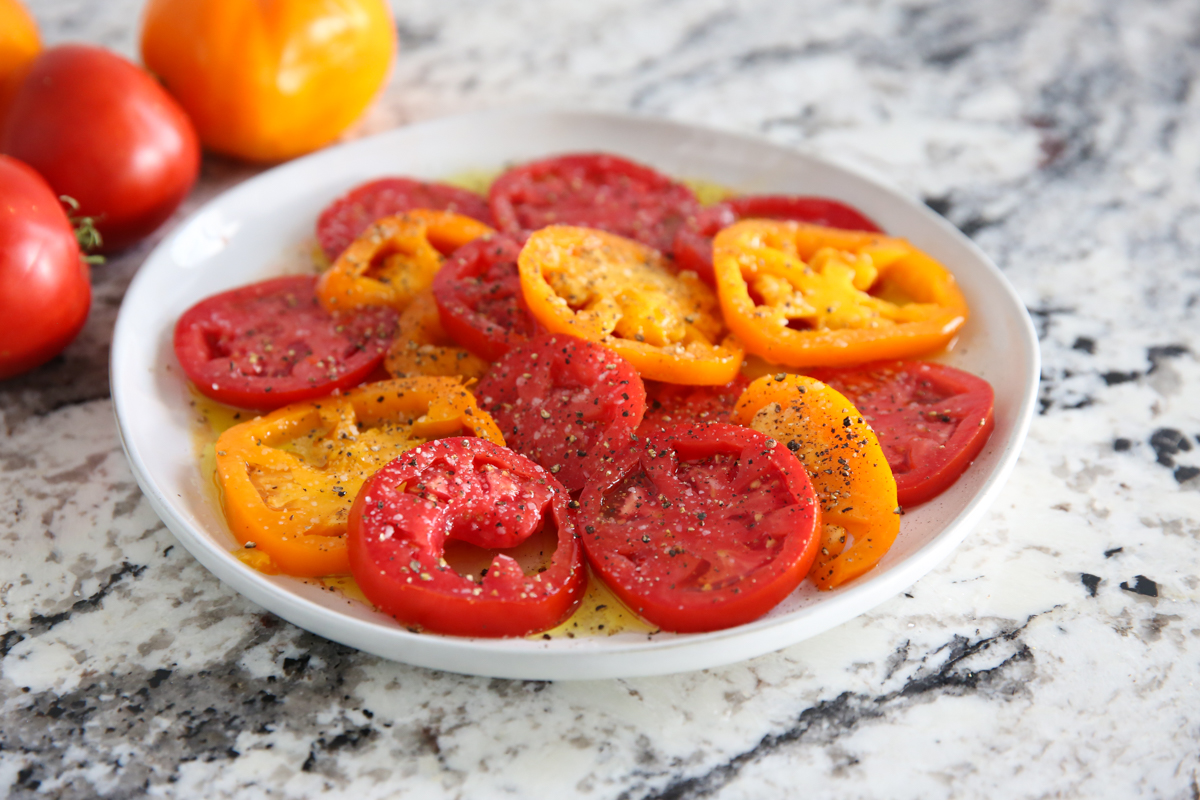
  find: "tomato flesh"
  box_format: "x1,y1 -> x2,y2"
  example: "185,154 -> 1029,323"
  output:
316,177 -> 494,261
348,436 -> 586,637
576,423 -> 820,632
808,360 -> 995,507
488,153 -> 700,253
638,374 -> 750,434
174,275 -> 397,409
475,333 -> 647,493
431,232 -> 540,361
673,195 -> 882,285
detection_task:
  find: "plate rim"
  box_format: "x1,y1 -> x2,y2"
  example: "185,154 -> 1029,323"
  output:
111,106 -> 1040,680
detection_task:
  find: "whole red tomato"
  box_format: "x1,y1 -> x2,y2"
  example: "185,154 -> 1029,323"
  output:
0,155 -> 91,380
0,44 -> 199,252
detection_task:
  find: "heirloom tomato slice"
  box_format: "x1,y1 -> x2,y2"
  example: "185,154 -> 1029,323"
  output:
638,374 -> 750,434
174,275 -> 396,410
807,360 -> 995,507
673,195 -> 882,285
316,210 -> 494,313
488,153 -> 701,253
733,373 -> 899,590
348,437 -> 586,637
475,333 -> 646,494
215,377 -> 504,578
384,289 -> 489,381
576,423 -> 820,632
431,232 -> 540,361
317,177 -> 494,261
518,226 -> 743,384
713,219 -> 970,368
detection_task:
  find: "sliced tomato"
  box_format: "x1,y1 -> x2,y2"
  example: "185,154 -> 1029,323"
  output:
384,289 -> 489,381
316,177 -> 494,261
575,423 -> 820,632
347,436 -> 586,637
474,333 -> 647,493
488,153 -> 701,253
174,275 -> 397,409
638,374 -> 750,434
673,195 -> 882,285
431,232 -> 540,361
807,360 -> 995,507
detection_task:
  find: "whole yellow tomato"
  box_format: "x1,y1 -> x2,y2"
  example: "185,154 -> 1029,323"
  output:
0,0 -> 39,123
140,0 -> 396,163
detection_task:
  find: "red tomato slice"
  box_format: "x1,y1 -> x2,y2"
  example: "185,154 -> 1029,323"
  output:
431,232 -> 541,362
576,423 -> 820,632
673,195 -> 882,285
807,360 -> 995,507
347,436 -> 586,637
488,153 -> 701,254
174,275 -> 397,409
474,333 -> 647,493
638,374 -> 750,434
316,177 -> 494,261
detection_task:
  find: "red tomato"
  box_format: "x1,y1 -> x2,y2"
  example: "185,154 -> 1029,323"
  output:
0,155 -> 90,380
673,195 -> 882,285
488,153 -> 701,253
347,436 -> 587,637
639,374 -> 750,434
316,177 -> 494,261
431,232 -> 540,361
475,333 -> 647,493
576,423 -> 821,632
807,360 -> 995,507
0,44 -> 199,252
174,275 -> 397,410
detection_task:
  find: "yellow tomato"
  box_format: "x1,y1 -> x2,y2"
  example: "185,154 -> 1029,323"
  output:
0,0 -> 39,124
140,0 -> 396,162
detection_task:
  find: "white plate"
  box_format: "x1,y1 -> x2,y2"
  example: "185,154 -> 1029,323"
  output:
111,108 -> 1039,680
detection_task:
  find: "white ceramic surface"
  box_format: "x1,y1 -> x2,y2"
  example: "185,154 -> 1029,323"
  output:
110,108 -> 1039,681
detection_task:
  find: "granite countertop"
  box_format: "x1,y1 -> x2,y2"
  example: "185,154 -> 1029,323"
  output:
2,0 -> 1198,797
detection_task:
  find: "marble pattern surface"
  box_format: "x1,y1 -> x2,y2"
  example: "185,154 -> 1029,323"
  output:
1,0 -> 1198,797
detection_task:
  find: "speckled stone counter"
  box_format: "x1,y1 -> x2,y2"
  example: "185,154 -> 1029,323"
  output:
2,1 -> 1198,797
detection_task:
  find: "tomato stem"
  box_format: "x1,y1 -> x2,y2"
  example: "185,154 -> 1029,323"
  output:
60,195 -> 105,263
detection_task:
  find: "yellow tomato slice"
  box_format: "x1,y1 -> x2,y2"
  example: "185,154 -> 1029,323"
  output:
732,373 -> 900,589
317,209 -> 494,313
714,220 -> 969,368
215,377 -> 504,577
518,225 -> 743,384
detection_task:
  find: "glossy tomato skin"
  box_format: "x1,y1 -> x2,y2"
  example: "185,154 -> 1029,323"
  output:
174,275 -> 397,410
489,153 -> 701,254
475,333 -> 647,493
141,0 -> 396,163
576,423 -> 820,632
0,156 -> 90,380
431,232 -> 540,362
673,195 -> 882,285
0,45 -> 200,253
348,437 -> 586,637
808,360 -> 995,507
317,178 -> 494,261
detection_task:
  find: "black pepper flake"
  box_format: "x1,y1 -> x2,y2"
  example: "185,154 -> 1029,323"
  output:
1103,547 -> 1123,558
1119,575 -> 1158,597
1080,573 -> 1101,597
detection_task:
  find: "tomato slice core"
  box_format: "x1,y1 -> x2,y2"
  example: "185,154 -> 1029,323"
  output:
576,423 -> 820,632
348,437 -> 586,637
488,153 -> 701,253
317,177 -> 494,261
807,360 -> 996,507
174,275 -> 397,409
475,333 -> 647,494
